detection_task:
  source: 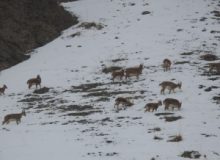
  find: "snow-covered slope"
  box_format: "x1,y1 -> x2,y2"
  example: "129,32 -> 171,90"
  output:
0,0 -> 220,160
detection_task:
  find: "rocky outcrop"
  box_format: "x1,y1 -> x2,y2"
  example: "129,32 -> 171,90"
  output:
0,0 -> 78,70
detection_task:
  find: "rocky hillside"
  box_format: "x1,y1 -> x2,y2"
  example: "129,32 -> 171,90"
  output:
0,0 -> 78,70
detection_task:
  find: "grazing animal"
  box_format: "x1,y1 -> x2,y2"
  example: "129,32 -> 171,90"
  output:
114,97 -> 133,110
208,62 -> 220,74
163,58 -> 172,71
159,81 -> 182,94
163,98 -> 182,111
144,100 -> 162,112
112,69 -> 124,81
0,84 -> 7,95
125,64 -> 143,79
27,75 -> 41,89
2,110 -> 26,125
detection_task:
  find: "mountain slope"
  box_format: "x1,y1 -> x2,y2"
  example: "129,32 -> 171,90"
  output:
0,0 -> 220,160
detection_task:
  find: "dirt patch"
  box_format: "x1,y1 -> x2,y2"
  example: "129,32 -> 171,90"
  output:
111,58 -> 128,63
18,96 -> 43,102
180,52 -> 194,55
163,116 -> 182,122
200,54 -> 218,61
59,104 -> 94,112
71,83 -> 104,92
155,112 -> 174,116
83,90 -> 146,97
95,97 -> 110,102
33,87 -> 50,94
174,61 -> 190,65
64,110 -> 102,116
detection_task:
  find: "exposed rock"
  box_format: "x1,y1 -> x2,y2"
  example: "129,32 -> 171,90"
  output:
180,151 -> 201,159
33,87 -> 50,94
142,11 -> 151,15
0,0 -> 78,71
78,22 -> 104,30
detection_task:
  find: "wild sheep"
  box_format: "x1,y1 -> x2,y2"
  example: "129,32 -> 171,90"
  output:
144,100 -> 162,112
163,98 -> 182,111
114,97 -> 133,110
159,81 -> 182,94
162,58 -> 172,71
208,62 -> 220,74
112,69 -> 124,81
0,84 -> 7,95
125,64 -> 143,79
27,75 -> 41,89
2,110 -> 26,125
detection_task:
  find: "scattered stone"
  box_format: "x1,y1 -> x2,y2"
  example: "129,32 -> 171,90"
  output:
154,136 -> 163,140
142,11 -> 151,15
68,32 -> 81,38
212,95 -> 220,104
210,30 -> 220,34
180,151 -> 201,159
211,10 -> 220,17
106,152 -> 118,156
167,134 -> 183,142
201,133 -> 217,137
148,127 -> 161,133
78,22 -> 104,30
177,29 -> 183,32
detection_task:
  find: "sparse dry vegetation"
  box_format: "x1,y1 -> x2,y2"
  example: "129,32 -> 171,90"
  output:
78,22 -> 104,30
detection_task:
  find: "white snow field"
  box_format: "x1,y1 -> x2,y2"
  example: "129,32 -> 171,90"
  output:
0,0 -> 220,159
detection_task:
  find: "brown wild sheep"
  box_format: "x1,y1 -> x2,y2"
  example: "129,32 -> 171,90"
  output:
163,98 -> 182,111
163,58 -> 172,71
2,110 -> 26,125
144,100 -> 162,112
112,69 -> 124,81
0,84 -> 7,95
159,81 -> 182,94
27,75 -> 41,89
125,64 -> 143,79
114,97 -> 133,110
208,62 -> 220,74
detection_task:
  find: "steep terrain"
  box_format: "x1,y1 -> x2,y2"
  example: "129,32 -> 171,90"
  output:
0,0 -> 78,70
0,0 -> 220,160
